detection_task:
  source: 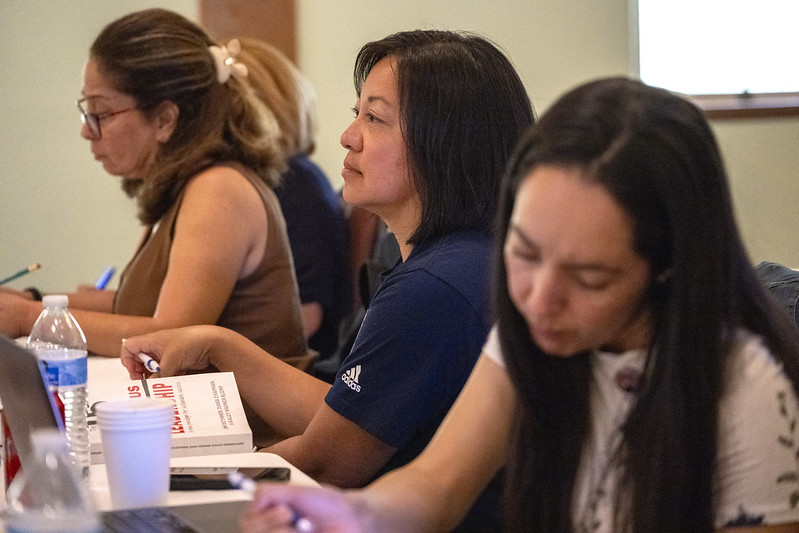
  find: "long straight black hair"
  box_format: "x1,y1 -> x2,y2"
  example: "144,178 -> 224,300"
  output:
353,30 -> 534,248
494,77 -> 799,532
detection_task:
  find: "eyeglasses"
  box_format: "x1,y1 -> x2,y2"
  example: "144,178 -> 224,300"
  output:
76,98 -> 137,139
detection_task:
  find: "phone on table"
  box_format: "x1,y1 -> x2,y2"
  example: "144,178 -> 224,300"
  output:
169,466 -> 291,491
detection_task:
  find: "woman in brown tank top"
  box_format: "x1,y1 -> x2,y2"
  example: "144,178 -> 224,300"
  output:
0,9 -> 311,369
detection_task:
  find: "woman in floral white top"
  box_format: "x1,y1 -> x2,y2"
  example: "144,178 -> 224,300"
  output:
239,78 -> 799,533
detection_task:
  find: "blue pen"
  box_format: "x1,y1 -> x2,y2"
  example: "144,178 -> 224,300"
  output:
95,266 -> 116,289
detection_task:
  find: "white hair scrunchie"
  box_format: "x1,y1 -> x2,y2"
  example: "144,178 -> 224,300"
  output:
208,38 -> 248,84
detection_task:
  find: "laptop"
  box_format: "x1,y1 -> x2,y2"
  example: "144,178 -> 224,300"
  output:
0,335 -> 248,532
99,501 -> 249,532
0,335 -> 64,470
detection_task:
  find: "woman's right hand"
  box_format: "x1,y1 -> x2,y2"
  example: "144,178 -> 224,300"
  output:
240,484 -> 368,533
120,325 -> 228,379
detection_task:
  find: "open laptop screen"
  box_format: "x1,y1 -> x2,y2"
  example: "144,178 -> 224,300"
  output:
0,335 -> 64,472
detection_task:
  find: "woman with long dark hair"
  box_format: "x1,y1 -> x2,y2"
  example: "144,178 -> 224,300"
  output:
241,77 -> 799,532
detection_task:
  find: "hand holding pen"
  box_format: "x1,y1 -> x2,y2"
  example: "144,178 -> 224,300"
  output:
121,338 -> 160,375
130,347 -> 159,399
120,328 -> 217,381
137,352 -> 161,373
231,472 -> 315,533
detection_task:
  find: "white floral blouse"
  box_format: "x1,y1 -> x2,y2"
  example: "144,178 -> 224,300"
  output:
483,327 -> 799,530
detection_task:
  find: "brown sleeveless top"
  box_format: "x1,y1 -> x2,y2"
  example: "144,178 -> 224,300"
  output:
113,163 -> 314,370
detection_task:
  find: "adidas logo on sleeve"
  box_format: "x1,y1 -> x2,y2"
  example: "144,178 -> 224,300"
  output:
341,364 -> 362,392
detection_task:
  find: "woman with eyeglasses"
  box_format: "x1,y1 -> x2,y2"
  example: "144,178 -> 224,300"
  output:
0,8 -> 311,371
237,78 -> 799,532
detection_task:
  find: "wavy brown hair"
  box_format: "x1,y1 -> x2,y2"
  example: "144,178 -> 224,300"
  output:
90,8 -> 284,224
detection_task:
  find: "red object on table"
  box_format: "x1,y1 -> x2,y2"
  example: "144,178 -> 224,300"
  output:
2,392 -> 66,489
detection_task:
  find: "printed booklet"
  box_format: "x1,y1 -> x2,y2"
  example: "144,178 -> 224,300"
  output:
87,371 -> 253,464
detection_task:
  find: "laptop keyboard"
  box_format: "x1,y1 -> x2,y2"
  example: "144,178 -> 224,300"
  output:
101,507 -> 199,532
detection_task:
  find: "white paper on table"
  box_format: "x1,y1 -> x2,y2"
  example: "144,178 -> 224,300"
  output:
90,452 -> 318,511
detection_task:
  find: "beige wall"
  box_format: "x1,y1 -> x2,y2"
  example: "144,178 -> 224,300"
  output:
713,118 -> 799,267
2,1 -> 797,294
0,1 -> 197,292
296,0 -> 633,188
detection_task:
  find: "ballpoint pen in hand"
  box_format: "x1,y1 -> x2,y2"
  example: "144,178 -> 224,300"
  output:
133,350 -> 157,397
121,339 -> 161,373
137,352 -> 161,373
0,263 -> 41,286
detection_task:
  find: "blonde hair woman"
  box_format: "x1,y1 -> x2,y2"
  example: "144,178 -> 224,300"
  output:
238,39 -> 349,363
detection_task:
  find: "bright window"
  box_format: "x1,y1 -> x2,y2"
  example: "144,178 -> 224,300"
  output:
638,0 -> 799,96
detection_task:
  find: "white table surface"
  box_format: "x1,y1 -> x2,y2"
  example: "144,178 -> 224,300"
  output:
1,451 -> 317,531
83,356 -> 319,510
87,356 -> 318,511
2,353 -> 318,514
92,451 -> 318,511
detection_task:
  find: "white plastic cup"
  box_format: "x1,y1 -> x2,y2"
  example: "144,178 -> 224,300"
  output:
95,398 -> 174,509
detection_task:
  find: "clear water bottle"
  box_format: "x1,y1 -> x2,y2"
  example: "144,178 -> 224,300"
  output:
3,428 -> 100,533
27,295 -> 90,479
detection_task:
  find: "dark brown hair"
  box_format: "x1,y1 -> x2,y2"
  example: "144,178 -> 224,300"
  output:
90,8 -> 283,224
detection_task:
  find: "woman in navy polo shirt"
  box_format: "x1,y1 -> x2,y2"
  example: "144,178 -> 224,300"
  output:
122,29 -> 534,531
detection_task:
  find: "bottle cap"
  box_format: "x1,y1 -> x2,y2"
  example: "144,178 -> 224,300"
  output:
41,294 -> 68,309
